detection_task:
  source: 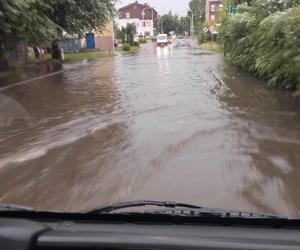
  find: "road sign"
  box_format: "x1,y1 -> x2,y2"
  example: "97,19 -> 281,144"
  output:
203,27 -> 209,33
229,5 -> 237,14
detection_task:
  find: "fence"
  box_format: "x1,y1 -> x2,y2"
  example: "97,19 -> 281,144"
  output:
58,38 -> 86,53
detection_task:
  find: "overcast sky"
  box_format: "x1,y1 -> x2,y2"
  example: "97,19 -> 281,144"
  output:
116,0 -> 190,16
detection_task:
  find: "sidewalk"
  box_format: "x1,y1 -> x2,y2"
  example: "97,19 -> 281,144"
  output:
0,50 -> 114,89
0,61 -> 63,89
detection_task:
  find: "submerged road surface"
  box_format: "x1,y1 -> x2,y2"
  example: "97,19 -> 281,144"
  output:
0,41 -> 300,217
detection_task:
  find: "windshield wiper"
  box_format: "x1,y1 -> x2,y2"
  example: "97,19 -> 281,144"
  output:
0,204 -> 33,212
87,200 -> 202,214
0,201 -> 288,220
87,200 -> 286,219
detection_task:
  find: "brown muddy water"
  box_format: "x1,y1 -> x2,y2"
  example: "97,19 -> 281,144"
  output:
0,42 -> 299,217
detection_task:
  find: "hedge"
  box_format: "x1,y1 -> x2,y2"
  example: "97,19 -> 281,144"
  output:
220,3 -> 300,96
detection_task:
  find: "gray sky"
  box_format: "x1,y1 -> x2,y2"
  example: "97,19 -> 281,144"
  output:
116,0 -> 190,16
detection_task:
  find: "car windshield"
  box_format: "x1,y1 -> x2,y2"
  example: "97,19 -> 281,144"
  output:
157,35 -> 168,41
0,0 -> 299,219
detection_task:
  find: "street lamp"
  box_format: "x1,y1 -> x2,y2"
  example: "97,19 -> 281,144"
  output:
142,7 -> 154,37
186,8 -> 194,37
160,19 -> 165,34
188,16 -> 193,36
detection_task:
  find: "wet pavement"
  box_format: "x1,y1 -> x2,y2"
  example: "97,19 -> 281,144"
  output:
0,41 -> 300,217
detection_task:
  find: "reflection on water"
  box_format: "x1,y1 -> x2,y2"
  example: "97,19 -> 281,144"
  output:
156,44 -> 173,59
0,42 -> 300,217
0,93 -> 29,129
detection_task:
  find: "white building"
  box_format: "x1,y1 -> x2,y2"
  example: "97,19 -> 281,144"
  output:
117,1 -> 158,37
116,18 -> 154,37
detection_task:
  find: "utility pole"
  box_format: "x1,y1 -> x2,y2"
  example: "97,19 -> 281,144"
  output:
188,16 -> 193,36
161,19 -> 164,34
190,9 -> 194,38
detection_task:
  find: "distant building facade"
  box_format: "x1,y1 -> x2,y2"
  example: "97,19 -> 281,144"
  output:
205,0 -> 224,23
58,18 -> 114,52
117,1 -> 158,37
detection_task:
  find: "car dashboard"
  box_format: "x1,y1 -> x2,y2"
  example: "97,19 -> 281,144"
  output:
1,212 -> 300,250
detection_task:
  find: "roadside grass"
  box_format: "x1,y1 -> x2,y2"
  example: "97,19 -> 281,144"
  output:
0,51 -> 112,80
28,50 -> 112,63
115,45 -> 140,53
0,48 -> 137,80
64,51 -> 112,61
139,38 -> 147,44
0,70 -> 15,80
200,42 -> 223,54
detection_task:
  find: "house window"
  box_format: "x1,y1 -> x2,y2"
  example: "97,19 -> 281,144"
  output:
219,4 -> 224,10
210,4 -> 215,12
211,15 -> 215,21
126,12 -> 130,19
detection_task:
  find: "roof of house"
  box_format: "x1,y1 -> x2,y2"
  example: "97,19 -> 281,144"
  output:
119,1 -> 157,13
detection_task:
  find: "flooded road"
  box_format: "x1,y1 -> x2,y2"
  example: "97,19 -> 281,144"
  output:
0,41 -> 300,217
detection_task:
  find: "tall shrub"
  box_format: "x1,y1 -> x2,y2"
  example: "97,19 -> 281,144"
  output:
220,2 -> 300,95
254,7 -> 300,90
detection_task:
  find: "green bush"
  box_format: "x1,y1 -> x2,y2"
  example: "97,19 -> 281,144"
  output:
254,8 -> 300,90
138,38 -> 147,44
133,42 -> 140,47
122,43 -> 131,51
220,4 -> 300,95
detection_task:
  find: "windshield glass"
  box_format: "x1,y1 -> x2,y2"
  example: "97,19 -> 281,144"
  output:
0,0 -> 299,219
157,35 -> 168,41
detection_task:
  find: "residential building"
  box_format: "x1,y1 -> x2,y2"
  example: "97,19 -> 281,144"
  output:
94,19 -> 114,51
86,19 -> 114,51
57,18 -> 114,52
117,1 -> 158,37
205,0 -> 224,23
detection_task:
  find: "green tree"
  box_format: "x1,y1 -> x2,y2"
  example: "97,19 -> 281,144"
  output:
252,0 -> 299,19
0,0 -> 57,44
123,23 -> 137,46
0,0 -> 116,44
178,17 -> 190,34
188,0 -> 206,24
158,11 -> 181,34
220,0 -> 300,96
44,0 -> 116,36
0,0 -> 116,64
232,0 -> 254,6
0,0 -> 57,67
